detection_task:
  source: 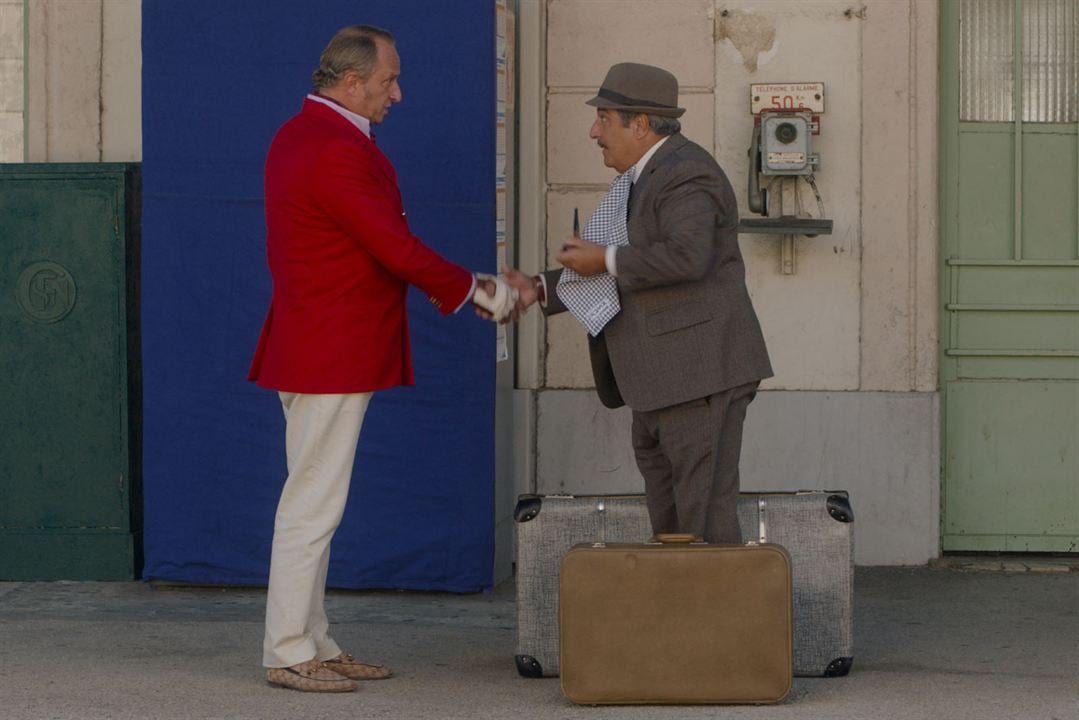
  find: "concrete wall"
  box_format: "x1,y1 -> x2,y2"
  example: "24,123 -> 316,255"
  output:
0,0 -> 22,161
536,389 -> 940,565
24,0 -> 141,162
518,0 -> 941,564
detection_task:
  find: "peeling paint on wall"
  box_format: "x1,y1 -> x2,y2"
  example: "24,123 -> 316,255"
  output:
715,10 -> 776,73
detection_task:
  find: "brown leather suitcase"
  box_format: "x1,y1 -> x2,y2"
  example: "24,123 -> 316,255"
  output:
559,536 -> 793,705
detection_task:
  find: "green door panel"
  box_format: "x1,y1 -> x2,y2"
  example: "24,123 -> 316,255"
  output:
944,381 -> 1079,552
956,357 -> 1079,382
1021,131 -> 1078,259
0,164 -> 141,580
957,131 -> 1016,259
954,127 -> 1078,261
954,266 -> 1079,305
956,312 -> 1079,351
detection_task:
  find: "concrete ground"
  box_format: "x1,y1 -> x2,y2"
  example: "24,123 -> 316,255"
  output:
0,566 -> 1077,720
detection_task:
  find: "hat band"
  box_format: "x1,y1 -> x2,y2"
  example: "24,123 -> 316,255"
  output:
596,87 -> 674,110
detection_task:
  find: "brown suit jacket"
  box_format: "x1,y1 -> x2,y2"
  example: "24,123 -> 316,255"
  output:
544,133 -> 772,412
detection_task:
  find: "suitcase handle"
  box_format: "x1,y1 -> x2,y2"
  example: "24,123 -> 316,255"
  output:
649,533 -> 702,544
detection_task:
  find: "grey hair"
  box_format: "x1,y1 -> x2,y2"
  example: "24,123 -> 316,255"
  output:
616,110 -> 681,137
311,25 -> 395,91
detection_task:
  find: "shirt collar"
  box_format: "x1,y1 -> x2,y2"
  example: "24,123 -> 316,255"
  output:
632,136 -> 670,184
307,93 -> 372,138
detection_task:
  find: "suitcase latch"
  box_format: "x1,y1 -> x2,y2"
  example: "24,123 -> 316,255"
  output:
758,496 -> 768,544
595,500 -> 606,545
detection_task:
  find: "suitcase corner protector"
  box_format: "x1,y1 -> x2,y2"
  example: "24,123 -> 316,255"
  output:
823,656 -> 854,677
514,654 -> 544,678
826,495 -> 854,523
514,495 -> 543,523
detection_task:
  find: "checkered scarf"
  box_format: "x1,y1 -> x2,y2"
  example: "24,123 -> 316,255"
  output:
556,167 -> 634,336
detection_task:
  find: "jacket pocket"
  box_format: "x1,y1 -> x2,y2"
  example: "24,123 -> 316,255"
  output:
645,301 -> 713,336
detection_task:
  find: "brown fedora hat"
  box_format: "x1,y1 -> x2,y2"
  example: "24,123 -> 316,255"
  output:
586,62 -> 685,118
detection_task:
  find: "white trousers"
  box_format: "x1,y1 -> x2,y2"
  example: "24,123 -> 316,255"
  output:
262,391 -> 373,668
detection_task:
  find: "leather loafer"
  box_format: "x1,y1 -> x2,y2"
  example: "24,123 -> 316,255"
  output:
323,652 -> 393,680
266,660 -> 357,692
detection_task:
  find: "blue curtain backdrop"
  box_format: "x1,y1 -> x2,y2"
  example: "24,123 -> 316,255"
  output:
141,1 -> 497,591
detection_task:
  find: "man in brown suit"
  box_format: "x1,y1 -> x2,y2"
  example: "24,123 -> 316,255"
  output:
507,62 -> 772,543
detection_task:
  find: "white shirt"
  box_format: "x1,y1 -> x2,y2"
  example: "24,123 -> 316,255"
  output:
307,93 -> 372,138
605,135 -> 669,276
632,135 -> 669,184
305,93 -> 476,311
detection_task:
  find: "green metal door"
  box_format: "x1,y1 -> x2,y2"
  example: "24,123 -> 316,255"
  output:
0,163 -> 141,579
940,0 -> 1079,552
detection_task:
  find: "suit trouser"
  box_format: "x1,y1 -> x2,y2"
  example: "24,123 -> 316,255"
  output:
631,381 -> 758,544
262,391 -> 373,668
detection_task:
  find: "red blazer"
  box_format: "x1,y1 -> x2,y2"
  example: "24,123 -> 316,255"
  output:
248,99 -> 473,393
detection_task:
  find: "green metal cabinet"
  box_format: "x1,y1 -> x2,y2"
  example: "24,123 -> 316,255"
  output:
0,163 -> 141,579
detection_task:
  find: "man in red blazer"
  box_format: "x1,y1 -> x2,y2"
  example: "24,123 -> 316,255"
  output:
249,25 -> 505,693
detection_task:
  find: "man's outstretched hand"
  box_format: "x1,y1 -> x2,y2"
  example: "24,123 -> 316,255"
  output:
503,268 -> 542,313
472,268 -> 542,323
471,273 -> 518,322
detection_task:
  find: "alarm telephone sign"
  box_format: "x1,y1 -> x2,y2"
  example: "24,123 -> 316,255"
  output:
750,83 -> 825,115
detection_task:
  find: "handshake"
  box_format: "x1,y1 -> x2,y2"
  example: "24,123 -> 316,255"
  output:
471,269 -> 542,323
470,233 -> 605,322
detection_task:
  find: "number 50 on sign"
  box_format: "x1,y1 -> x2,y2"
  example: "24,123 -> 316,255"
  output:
750,83 -> 825,114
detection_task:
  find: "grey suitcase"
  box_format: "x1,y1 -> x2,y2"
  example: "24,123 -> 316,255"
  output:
514,491 -> 854,679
